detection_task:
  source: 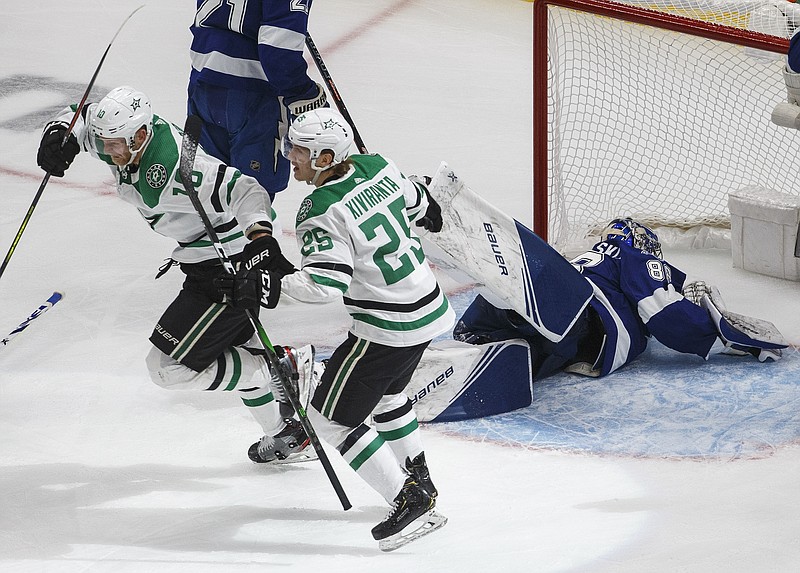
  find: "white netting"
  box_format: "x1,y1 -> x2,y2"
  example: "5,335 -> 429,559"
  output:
546,0 -> 800,251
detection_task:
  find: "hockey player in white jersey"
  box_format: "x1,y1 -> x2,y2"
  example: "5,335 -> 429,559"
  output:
36,85 -> 311,463
259,108 -> 454,549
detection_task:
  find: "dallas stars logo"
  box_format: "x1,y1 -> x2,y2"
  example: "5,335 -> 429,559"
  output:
322,119 -> 341,130
131,97 -> 141,111
146,163 -> 168,189
297,198 -> 313,223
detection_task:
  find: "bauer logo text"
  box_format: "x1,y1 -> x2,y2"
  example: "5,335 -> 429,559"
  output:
484,223 -> 509,275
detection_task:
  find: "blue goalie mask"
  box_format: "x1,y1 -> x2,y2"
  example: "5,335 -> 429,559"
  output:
602,218 -> 662,258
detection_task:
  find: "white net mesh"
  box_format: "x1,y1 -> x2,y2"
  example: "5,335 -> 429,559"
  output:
545,0 -> 800,251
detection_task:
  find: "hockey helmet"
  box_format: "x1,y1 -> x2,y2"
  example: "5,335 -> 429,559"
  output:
90,86 -> 153,162
283,108 -> 353,167
602,218 -> 662,258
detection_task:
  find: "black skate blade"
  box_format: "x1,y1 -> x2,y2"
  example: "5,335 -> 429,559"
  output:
377,509 -> 447,552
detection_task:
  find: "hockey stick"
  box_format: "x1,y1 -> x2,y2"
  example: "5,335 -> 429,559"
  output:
305,34 -> 368,154
1,292 -> 63,348
794,220 -> 800,258
179,115 -> 351,510
0,5 -> 145,283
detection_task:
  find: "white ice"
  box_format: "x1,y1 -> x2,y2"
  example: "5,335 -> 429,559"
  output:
2,1 -> 800,572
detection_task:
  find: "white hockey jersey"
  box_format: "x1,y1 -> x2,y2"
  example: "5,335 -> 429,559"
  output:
51,104 -> 273,264
282,154 -> 455,346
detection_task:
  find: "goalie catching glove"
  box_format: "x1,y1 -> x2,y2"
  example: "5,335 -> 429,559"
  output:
214,235 -> 296,310
683,281 -> 788,362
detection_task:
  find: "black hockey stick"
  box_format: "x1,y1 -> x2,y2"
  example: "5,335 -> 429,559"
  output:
179,115 -> 351,511
794,220 -> 800,258
305,34 -> 368,154
0,5 -> 145,283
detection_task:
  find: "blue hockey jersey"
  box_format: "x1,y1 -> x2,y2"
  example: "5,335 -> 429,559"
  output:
189,0 -> 315,97
571,241 -> 719,376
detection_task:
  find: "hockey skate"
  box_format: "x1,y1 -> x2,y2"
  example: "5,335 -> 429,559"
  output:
248,418 -> 315,464
371,476 -> 447,551
405,452 -> 438,499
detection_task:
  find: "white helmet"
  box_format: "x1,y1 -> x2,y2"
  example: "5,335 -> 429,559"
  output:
90,86 -> 153,164
285,108 -> 353,167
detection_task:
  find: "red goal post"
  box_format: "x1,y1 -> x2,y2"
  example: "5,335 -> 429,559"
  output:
534,0 -> 794,250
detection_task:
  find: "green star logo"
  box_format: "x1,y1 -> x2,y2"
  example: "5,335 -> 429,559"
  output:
131,98 -> 141,111
322,119 -> 340,130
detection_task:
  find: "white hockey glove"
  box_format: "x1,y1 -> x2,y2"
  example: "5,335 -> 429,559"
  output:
286,82 -> 328,119
686,281 -> 788,362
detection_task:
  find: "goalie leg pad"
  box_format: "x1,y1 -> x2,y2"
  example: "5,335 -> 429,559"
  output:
406,339 -> 533,422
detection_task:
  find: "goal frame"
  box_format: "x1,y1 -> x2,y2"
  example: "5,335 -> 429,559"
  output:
533,0 -> 790,243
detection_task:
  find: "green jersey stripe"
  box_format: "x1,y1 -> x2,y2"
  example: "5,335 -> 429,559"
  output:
241,390 -> 275,408
310,273 -> 349,293
183,230 -> 244,248
350,297 -> 450,332
348,434 -> 385,471
224,348 -> 242,391
378,418 -> 419,441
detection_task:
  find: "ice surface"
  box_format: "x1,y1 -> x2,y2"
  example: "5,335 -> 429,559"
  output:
2,1 -> 800,571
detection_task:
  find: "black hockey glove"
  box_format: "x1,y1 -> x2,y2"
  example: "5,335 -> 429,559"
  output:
241,235 -> 283,271
37,122 -> 80,177
216,234 -> 295,310
215,268 -> 282,310
241,234 -> 297,276
416,188 -> 443,233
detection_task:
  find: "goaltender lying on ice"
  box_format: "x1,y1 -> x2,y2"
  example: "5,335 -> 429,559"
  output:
403,163 -> 788,423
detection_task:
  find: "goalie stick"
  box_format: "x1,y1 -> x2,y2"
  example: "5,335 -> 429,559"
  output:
1,292 -> 62,348
178,115 -> 351,511
0,5 -> 145,283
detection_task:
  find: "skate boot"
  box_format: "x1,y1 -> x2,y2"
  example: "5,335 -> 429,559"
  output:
248,418 -> 311,463
371,476 -> 434,540
406,452 -> 438,499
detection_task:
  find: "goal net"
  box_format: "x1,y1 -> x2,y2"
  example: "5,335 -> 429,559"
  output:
535,0 -> 800,252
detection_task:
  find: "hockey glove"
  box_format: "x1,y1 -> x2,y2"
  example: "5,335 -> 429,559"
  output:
241,235 -> 283,271
416,188 -> 443,233
681,280 -> 710,306
242,234 -> 297,276
286,82 -> 328,119
215,268 -> 282,310
37,122 -> 80,177
695,282 -> 788,362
